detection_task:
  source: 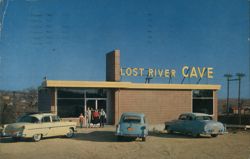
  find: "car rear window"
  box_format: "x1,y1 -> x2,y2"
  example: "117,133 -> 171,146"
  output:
18,115 -> 39,123
122,116 -> 141,123
195,116 -> 212,120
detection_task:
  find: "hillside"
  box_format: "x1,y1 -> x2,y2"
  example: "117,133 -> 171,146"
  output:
0,89 -> 38,124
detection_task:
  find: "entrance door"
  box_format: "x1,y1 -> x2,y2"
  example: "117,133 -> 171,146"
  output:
86,99 -> 107,112
86,100 -> 96,111
86,99 -> 107,125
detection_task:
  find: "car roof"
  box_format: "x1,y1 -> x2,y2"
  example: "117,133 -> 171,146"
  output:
28,113 -> 56,120
121,112 -> 145,117
181,112 -> 211,117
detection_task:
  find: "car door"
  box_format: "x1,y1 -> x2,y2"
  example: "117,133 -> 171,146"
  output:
41,116 -> 54,137
173,115 -> 186,132
183,115 -> 193,134
51,115 -> 64,136
178,115 -> 188,133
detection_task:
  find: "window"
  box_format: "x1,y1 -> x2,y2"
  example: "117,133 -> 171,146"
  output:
42,116 -> 51,123
195,116 -> 212,120
186,115 -> 193,120
123,116 -> 141,123
57,88 -> 107,118
178,115 -> 187,120
193,90 -> 213,115
18,115 -> 39,123
58,89 -> 85,98
52,115 -> 60,122
193,90 -> 213,98
86,89 -> 107,98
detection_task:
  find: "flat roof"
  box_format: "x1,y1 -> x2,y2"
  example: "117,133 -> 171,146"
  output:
42,80 -> 221,90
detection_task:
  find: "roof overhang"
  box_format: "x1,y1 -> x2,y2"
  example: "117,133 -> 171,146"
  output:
42,80 -> 221,90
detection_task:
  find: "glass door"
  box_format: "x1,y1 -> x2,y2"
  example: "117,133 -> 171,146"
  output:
86,99 -> 106,111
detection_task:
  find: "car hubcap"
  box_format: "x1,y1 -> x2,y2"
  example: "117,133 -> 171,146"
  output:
33,134 -> 41,141
66,129 -> 73,138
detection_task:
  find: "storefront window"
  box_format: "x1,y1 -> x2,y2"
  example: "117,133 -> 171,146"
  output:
86,89 -> 107,98
192,90 -> 213,115
58,89 -> 85,98
57,88 -> 107,117
58,99 -> 85,118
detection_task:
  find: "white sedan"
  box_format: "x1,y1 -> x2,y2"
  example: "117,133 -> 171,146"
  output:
2,113 -> 77,142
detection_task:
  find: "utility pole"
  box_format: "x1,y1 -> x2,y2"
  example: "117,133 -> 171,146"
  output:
224,74 -> 232,115
236,73 -> 245,125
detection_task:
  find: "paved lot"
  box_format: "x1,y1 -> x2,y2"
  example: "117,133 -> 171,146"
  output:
0,126 -> 250,159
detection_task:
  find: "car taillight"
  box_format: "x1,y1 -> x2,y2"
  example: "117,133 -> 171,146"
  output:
116,124 -> 120,131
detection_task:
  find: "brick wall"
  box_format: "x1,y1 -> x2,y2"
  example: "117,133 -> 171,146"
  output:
106,50 -> 120,81
115,89 -> 192,124
38,88 -> 51,112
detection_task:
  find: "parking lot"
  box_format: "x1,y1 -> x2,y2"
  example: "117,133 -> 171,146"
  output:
0,126 -> 250,159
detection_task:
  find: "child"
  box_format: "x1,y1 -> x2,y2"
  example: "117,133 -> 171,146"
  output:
79,113 -> 84,128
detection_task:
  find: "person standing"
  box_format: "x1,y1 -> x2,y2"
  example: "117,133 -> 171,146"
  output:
92,109 -> 100,128
86,107 -> 92,128
79,113 -> 84,128
100,108 -> 106,128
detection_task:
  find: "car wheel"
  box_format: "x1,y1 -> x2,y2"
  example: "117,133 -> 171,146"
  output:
142,137 -> 146,142
32,134 -> 42,142
66,128 -> 74,138
117,136 -> 123,141
211,134 -> 218,138
167,127 -> 173,134
12,137 -> 21,141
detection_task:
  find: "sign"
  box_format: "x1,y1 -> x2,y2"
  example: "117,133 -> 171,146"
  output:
120,66 -> 213,79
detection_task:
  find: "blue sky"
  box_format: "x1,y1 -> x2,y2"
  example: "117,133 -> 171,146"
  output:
0,0 -> 249,99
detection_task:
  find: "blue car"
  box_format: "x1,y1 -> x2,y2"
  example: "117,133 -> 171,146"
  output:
116,112 -> 148,141
165,113 -> 226,138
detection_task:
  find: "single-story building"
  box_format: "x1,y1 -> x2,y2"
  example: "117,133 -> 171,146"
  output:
38,50 -> 220,125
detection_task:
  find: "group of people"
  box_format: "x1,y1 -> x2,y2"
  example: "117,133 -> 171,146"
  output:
79,108 -> 107,128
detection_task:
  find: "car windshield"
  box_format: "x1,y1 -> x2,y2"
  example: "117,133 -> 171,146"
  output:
195,116 -> 212,120
122,116 -> 141,123
17,115 -> 40,123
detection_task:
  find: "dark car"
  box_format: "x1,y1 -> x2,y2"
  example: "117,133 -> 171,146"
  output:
165,113 -> 226,137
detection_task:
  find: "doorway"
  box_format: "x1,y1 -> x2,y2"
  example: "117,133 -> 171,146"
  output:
86,99 -> 107,112
85,98 -> 107,125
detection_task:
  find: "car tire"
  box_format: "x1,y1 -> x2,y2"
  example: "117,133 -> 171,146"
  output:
167,127 -> 173,134
66,128 -> 74,138
142,137 -> 146,142
211,134 -> 218,138
117,136 -> 123,141
32,134 -> 42,142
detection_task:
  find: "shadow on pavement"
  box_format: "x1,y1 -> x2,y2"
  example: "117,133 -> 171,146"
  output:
0,137 -> 32,143
149,131 -> 212,139
0,130 -> 214,144
73,131 -> 118,142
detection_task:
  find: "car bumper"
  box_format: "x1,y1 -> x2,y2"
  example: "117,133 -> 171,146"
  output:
201,131 -> 227,135
3,131 -> 26,137
115,132 -> 147,138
